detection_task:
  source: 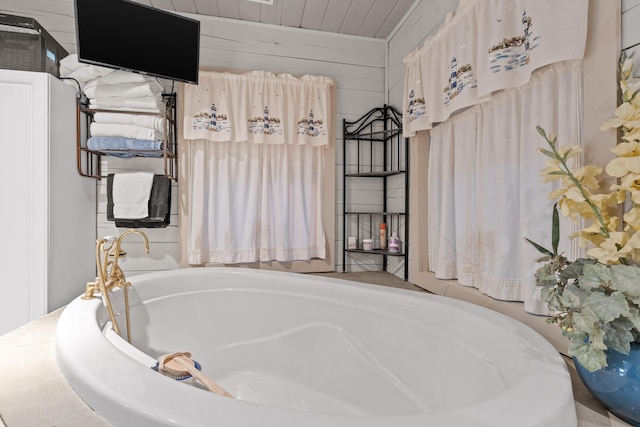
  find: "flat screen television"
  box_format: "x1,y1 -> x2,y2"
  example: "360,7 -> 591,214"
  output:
74,0 -> 200,84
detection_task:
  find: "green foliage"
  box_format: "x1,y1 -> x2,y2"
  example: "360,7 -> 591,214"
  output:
528,213 -> 640,371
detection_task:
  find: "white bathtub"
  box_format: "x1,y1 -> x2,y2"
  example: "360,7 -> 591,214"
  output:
56,268 -> 576,426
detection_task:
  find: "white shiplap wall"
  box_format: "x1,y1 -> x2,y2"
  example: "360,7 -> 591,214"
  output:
0,3 -> 387,275
387,0 -> 460,109
623,0 -> 640,54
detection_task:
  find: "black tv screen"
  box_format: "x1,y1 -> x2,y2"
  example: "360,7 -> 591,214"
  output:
74,0 -> 200,84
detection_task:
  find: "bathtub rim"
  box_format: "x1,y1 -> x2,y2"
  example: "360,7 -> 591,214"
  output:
55,267 -> 577,427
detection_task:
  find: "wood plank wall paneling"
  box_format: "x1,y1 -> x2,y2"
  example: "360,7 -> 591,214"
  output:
196,13 -> 385,67
622,0 -> 640,50
0,0 -> 77,49
386,0 -> 460,109
623,0 -> 640,13
0,4 -> 388,275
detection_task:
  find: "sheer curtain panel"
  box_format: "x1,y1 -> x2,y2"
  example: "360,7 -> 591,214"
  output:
428,60 -> 583,314
182,71 -> 333,264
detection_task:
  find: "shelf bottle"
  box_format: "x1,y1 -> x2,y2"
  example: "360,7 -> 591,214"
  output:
388,234 -> 400,253
379,223 -> 387,249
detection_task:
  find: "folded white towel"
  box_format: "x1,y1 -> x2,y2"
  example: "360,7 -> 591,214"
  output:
92,69 -> 160,85
59,53 -> 114,77
90,122 -> 163,140
89,96 -> 164,114
84,81 -> 164,99
59,53 -> 85,76
112,172 -> 155,219
93,112 -> 167,132
59,54 -> 115,89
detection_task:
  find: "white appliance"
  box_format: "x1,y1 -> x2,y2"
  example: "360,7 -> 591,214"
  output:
0,69 -> 96,336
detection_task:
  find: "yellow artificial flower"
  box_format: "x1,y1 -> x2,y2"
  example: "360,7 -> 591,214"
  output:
573,165 -> 602,189
571,223 -> 609,248
540,159 -> 564,182
606,156 -> 640,177
588,192 -> 618,216
558,198 -> 596,221
556,144 -> 582,159
612,176 -> 640,204
624,207 -> 640,231
622,127 -> 640,142
621,57 -> 634,80
611,141 -> 640,157
616,102 -> 640,122
537,53 -> 640,265
623,232 -> 640,260
563,186 -> 585,202
587,232 -> 633,264
601,117 -> 624,131
630,189 -> 640,205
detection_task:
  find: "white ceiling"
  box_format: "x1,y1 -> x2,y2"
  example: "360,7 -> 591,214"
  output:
135,0 -> 417,39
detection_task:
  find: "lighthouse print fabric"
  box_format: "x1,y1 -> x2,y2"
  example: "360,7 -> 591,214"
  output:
403,51 -> 428,135
402,0 -> 588,136
434,7 -> 482,124
183,70 -> 333,146
475,0 -> 587,97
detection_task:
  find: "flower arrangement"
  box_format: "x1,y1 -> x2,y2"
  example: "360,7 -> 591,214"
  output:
528,53 -> 640,372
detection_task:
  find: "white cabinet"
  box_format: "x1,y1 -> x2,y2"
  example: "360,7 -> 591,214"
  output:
0,69 -> 96,336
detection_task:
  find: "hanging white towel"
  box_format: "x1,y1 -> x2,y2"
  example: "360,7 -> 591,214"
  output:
112,172 -> 154,219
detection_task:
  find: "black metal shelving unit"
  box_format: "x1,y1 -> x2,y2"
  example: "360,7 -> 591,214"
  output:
342,105 -> 409,280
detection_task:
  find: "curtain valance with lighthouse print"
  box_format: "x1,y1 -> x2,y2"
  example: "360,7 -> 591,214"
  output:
402,0 -> 588,137
183,70 -> 334,146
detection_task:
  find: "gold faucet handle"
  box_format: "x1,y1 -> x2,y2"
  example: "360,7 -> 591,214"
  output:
82,277 -> 101,300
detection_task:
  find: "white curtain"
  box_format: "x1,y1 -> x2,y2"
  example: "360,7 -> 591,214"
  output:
403,0 -> 588,135
428,60 -> 582,314
182,71 -> 333,264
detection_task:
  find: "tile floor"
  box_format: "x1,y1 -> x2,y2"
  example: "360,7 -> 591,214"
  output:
0,271 -> 632,426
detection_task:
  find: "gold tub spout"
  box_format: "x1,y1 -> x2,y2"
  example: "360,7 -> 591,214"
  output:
111,229 -> 150,271
82,230 -> 150,343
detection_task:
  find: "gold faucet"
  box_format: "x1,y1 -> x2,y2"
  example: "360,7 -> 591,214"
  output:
83,230 -> 150,343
